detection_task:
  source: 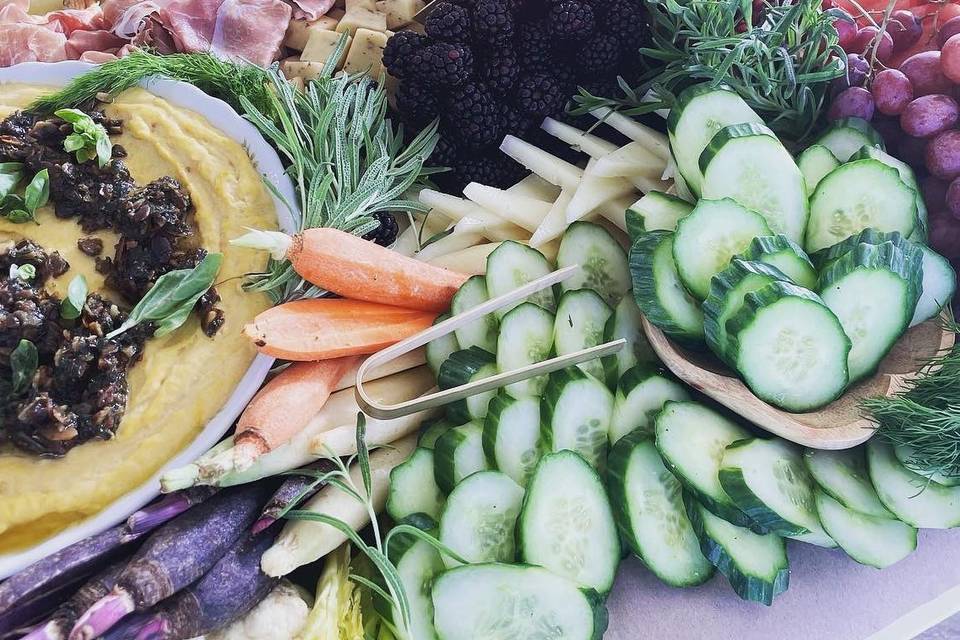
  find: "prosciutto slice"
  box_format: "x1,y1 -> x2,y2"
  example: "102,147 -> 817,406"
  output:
287,0 -> 335,20
65,28 -> 127,57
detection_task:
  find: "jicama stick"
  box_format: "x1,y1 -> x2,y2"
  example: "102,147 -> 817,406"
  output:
506,174 -> 561,201
252,460 -> 337,534
392,212 -> 451,257
418,190 -> 527,242
244,299 -> 437,361
499,135 -> 582,189
23,564 -> 124,640
232,227 -> 468,312
540,117 -> 618,159
414,230 -> 486,263
462,183 -> 552,232
589,141 -> 669,179
566,159 -> 635,223
453,216 -> 528,243
530,188 -> 575,247
260,434 -> 418,577
427,243 -> 502,275
123,486 -> 218,540
589,107 -> 671,161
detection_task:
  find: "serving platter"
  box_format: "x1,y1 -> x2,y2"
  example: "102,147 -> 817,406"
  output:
0,61 -> 298,579
642,315 -> 956,450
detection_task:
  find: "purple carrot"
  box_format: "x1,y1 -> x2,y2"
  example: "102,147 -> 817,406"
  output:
68,483 -> 274,640
251,461 -> 334,535
20,564 -> 124,640
0,578 -> 84,638
123,487 -> 219,540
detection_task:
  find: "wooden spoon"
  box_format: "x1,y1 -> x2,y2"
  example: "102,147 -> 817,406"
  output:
642,316 -> 956,450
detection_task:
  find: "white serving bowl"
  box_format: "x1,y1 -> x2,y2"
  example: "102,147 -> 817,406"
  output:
0,61 -> 297,579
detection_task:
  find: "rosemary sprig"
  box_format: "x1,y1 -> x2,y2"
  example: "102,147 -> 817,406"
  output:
573,0 -> 846,142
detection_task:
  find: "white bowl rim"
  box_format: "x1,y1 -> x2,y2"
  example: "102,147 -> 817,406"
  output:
0,60 -> 297,579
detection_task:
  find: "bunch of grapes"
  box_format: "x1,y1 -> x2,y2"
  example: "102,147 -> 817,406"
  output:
827,7 -> 960,261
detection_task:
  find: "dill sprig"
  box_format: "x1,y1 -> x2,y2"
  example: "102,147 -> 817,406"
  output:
573,0 -> 846,142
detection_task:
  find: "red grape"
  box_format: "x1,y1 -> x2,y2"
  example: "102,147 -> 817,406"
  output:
937,15 -> 960,48
928,215 -> 960,260
835,15 -> 858,52
831,53 -> 870,97
942,34 -> 960,84
887,10 -> 923,53
898,134 -> 929,169
871,69 -> 914,116
899,51 -> 953,96
829,86 -> 876,121
947,177 -> 960,218
852,27 -> 894,62
922,175 -> 950,212
926,130 -> 960,180
900,94 -> 960,137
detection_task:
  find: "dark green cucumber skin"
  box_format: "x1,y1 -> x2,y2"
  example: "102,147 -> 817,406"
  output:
438,347 -> 497,424
418,418 -> 453,450
666,82 -> 739,134
487,240 -> 558,314
482,392 -> 542,470
452,275 -> 498,351
824,117 -> 885,147
433,426 -> 470,494
818,239 -> 923,309
539,367 -> 611,468
607,430 -> 715,588
375,513 -> 442,623
698,121 -> 780,175
685,497 -> 789,606
740,234 -> 816,285
601,296 -> 655,388
628,230 -> 705,347
626,207 -> 645,244
811,229 -> 912,270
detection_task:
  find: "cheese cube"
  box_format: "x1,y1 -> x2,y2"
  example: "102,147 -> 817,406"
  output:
336,7 -> 387,36
375,0 -> 424,29
301,29 -> 352,65
342,28 -> 389,76
284,15 -> 339,51
346,0 -> 376,10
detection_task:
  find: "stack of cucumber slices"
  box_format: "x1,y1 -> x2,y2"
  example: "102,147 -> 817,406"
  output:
630,83 -> 957,412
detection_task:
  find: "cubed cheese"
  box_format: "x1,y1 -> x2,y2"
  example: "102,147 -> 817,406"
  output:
301,29 -> 352,65
29,0 -> 65,14
375,0 -> 424,29
345,0 -> 376,10
335,7 -> 387,35
284,15 -> 339,51
281,59 -> 330,81
342,28 -> 389,76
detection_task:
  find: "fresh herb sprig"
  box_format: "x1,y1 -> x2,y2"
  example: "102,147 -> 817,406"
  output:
60,274 -> 88,320
55,109 -> 113,167
574,0 -> 847,142
1,169 -> 49,224
10,339 -> 38,395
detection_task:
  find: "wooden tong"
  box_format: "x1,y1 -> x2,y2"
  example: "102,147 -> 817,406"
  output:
355,265 -> 626,419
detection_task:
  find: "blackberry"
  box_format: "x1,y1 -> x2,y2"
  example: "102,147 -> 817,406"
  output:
442,82 -> 501,148
445,151 -> 524,191
477,47 -> 520,94
395,81 -> 440,127
498,102 -> 537,137
579,75 -> 623,101
425,2 -> 471,42
429,136 -> 458,168
382,31 -> 429,79
577,33 -> 622,74
548,1 -> 595,41
362,212 -> 399,246
602,0 -> 647,51
418,42 -> 474,86
516,21 -> 555,73
515,73 -> 567,117
472,0 -> 514,45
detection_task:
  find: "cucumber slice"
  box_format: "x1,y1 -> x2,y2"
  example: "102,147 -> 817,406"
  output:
699,123 -> 808,242
451,276 -> 498,353
804,448 -> 893,518
608,431 -> 714,587
629,230 -> 705,345
426,314 -> 460,377
655,401 -> 756,528
387,447 -> 446,522
819,241 -> 923,383
867,440 -> 960,528
381,527 -> 446,640
626,191 -> 694,235
726,281 -> 850,412
519,450 -> 621,593
541,367 -> 614,470
554,288 -> 613,381
497,302 -> 554,398
702,258 -> 793,364
719,438 -> 828,537
484,240 -> 556,318
418,418 -> 454,450
686,498 -> 789,605
894,444 -> 960,487
667,83 -> 763,195
434,422 -> 490,493
610,365 -> 690,443
796,144 -> 840,194
814,489 -> 917,569
738,235 -> 817,290
851,145 -> 927,239
438,347 -> 498,423
483,393 -> 543,487
912,245 -> 957,326
439,470 -> 524,568
557,221 -> 631,306
432,564 -> 608,640
601,294 -> 656,387
810,228 -> 910,269
805,159 -> 917,253
813,117 -> 884,162
673,198 -> 772,299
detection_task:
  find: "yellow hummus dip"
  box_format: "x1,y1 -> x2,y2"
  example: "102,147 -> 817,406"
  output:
0,85 -> 277,552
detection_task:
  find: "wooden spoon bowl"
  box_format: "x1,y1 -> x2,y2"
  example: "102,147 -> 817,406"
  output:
642,316 -> 956,450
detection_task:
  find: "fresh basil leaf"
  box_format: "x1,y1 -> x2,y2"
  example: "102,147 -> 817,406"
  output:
54,109 -> 112,167
0,163 -> 23,198
24,169 -> 49,214
0,193 -> 24,213
61,274 -> 88,320
54,108 -> 88,126
106,253 -> 223,339
63,134 -> 86,153
10,339 -> 37,395
95,134 -> 113,168
6,210 -> 33,224
9,263 -> 36,281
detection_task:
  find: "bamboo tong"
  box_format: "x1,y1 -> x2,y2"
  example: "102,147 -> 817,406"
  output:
355,265 -> 626,419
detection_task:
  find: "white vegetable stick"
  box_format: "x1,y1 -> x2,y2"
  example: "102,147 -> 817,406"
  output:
392,211 -> 451,257
462,182 -> 551,232
418,189 -> 528,240
565,159 -> 636,223
427,242 -> 502,275
590,107 -> 671,161
597,195 -> 635,232
310,394 -> 438,457
499,135 -> 582,189
629,174 -> 672,193
507,174 -> 561,201
333,348 -> 426,391
415,230 -> 486,262
261,434 -> 418,577
540,117 -> 617,159
530,188 -> 575,247
589,141 -> 667,179
455,216 -> 528,242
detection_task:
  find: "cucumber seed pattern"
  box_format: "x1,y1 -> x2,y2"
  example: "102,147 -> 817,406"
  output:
576,418 -> 609,470
582,254 -> 619,306
643,471 -> 688,548
773,459 -> 815,514
773,327 -> 819,379
474,590 -> 565,639
544,495 -> 593,577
